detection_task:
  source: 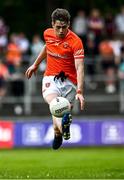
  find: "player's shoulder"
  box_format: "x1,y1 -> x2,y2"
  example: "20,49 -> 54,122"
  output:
68,30 -> 82,42
44,28 -> 54,36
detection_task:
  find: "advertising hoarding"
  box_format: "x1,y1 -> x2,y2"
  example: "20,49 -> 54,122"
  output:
0,121 -> 14,148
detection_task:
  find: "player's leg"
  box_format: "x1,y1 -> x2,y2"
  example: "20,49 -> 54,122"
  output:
42,76 -> 62,134
52,116 -> 63,149
43,93 -> 63,149
61,81 -> 76,140
42,76 -> 75,148
43,93 -> 62,134
45,93 -> 73,141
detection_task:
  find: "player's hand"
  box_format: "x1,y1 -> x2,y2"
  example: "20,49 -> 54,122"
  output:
75,93 -> 85,110
25,64 -> 38,79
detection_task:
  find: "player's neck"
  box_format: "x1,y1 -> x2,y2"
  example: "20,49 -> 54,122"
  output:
55,29 -> 70,40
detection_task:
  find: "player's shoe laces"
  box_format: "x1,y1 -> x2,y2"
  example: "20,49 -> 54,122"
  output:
52,135 -> 63,150
62,113 -> 72,140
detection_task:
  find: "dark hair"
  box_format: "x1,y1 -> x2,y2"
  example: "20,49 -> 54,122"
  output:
51,8 -> 70,23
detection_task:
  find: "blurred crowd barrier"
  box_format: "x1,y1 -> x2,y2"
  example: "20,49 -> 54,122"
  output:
0,54 -> 124,117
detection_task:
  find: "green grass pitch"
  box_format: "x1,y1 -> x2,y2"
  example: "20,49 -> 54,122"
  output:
0,147 -> 124,179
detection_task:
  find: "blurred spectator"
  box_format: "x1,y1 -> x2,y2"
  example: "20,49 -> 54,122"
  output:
30,34 -> 45,94
99,36 -> 117,93
0,17 -> 9,55
85,32 -> 97,90
118,46 -> 124,79
87,8 -> 104,54
17,32 -> 30,64
109,34 -> 122,65
30,34 -> 45,72
0,59 -> 10,99
104,12 -> 115,38
115,5 -> 124,37
6,33 -> 22,74
118,46 -> 124,113
5,33 -> 24,98
31,34 -> 44,60
17,32 -> 29,54
72,10 -> 87,45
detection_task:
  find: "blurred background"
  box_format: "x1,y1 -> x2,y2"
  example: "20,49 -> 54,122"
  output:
0,0 -> 124,149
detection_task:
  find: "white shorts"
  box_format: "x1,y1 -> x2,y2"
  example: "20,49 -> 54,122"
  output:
42,76 -> 76,103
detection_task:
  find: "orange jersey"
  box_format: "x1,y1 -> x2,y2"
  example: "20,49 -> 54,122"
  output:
6,43 -> 22,65
0,63 -> 9,78
99,41 -> 113,56
44,28 -> 84,84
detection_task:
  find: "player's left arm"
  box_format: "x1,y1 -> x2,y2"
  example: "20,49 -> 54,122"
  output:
75,59 -> 85,110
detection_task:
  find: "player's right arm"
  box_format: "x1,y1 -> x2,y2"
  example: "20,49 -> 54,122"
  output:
25,45 -> 47,79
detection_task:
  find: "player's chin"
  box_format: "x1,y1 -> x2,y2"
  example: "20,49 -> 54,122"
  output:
59,34 -> 65,38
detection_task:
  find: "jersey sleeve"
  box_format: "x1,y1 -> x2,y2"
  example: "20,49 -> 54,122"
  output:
72,38 -> 84,60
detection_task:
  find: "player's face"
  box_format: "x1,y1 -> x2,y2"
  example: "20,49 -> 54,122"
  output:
52,20 -> 69,38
